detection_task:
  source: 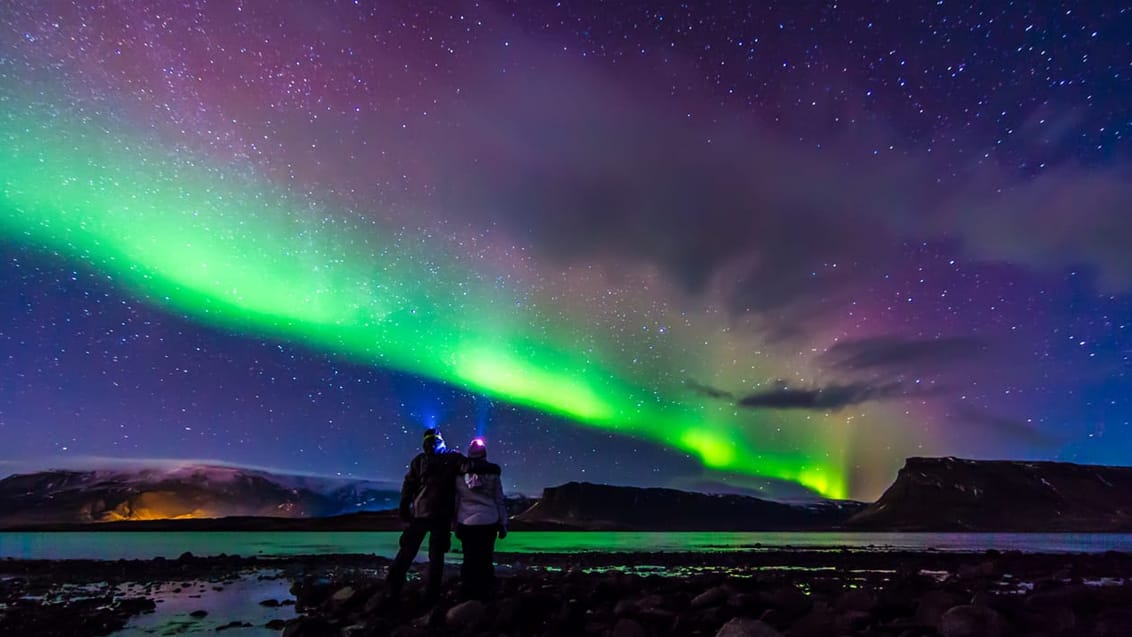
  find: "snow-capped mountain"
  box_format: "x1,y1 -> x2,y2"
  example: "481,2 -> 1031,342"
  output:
0,464 -> 400,526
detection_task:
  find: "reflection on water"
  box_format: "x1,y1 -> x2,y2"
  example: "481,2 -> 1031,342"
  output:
112,571 -> 295,636
2,531 -> 1132,561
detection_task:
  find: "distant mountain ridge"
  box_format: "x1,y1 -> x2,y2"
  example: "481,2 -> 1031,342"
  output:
0,464 -> 399,527
7,457 -> 1132,532
514,481 -> 866,530
847,456 -> 1132,531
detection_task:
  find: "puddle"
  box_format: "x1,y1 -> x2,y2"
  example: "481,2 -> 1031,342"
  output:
112,570 -> 296,636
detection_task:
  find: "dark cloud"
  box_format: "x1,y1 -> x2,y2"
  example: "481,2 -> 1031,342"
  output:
684,380 -> 735,401
736,380 -> 914,411
952,404 -> 1061,447
433,41 -> 1132,343
949,165 -> 1132,292
436,53 -> 928,338
824,336 -> 988,372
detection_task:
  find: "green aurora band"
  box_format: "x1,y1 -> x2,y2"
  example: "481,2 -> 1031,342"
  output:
0,104 -> 849,498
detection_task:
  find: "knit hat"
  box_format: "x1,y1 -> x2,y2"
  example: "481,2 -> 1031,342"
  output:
468,437 -> 487,459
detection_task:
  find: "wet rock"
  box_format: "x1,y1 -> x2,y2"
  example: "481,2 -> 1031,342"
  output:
189,609 -> 208,618
727,592 -> 761,612
914,590 -> 964,626
715,617 -> 784,637
266,619 -> 287,630
216,620 -> 253,631
446,600 -> 487,630
259,598 -> 281,607
1092,609 -> 1132,637
692,586 -> 730,609
937,604 -> 1005,637
835,589 -> 877,613
958,560 -> 1001,580
786,606 -> 835,637
330,586 -> 356,606
638,606 -> 677,631
835,610 -> 872,633
760,585 -> 811,619
612,618 -> 647,637
613,598 -> 639,616
282,616 -> 337,637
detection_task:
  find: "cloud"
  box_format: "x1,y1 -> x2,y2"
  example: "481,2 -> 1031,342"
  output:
824,336 -> 988,372
952,404 -> 1061,447
736,380 -> 916,411
685,380 -> 735,400
948,165 -> 1132,291
435,53 -> 931,339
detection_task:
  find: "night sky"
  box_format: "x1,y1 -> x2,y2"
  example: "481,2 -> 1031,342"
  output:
2,1 -> 1130,500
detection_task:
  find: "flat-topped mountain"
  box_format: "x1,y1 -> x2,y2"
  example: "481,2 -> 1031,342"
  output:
847,456 -> 1132,531
514,481 -> 866,530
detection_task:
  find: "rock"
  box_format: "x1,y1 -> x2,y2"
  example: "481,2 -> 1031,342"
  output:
638,606 -> 677,629
282,617 -> 337,637
189,609 -> 208,618
445,600 -> 487,630
1092,609 -> 1132,637
216,621 -> 253,631
727,592 -> 760,612
340,624 -> 371,637
835,589 -> 877,613
914,590 -> 964,626
835,610 -> 872,633
265,619 -> 287,630
761,585 -> 811,619
715,617 -> 784,637
259,598 -> 281,607
787,606 -> 836,637
692,586 -> 730,609
612,618 -> 647,637
330,586 -> 356,606
613,598 -> 638,616
938,604 -> 1005,637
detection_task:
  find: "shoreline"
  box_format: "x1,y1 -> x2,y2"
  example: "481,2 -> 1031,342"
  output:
3,550 -> 1132,636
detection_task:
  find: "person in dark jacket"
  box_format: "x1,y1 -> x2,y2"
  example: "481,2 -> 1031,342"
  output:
385,428 -> 464,602
454,437 -> 508,600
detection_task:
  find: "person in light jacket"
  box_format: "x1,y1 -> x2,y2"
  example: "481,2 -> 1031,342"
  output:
454,437 -> 508,600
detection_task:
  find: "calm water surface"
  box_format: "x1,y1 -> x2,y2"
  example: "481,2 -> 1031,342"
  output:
3,531 -> 1132,560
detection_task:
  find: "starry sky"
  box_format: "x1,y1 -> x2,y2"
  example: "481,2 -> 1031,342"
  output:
2,0 -> 1130,500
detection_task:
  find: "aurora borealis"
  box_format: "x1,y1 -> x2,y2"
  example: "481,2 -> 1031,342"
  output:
2,1 -> 1130,500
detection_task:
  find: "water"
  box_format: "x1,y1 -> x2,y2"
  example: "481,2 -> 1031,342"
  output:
3,531 -> 1132,560
112,573 -> 296,636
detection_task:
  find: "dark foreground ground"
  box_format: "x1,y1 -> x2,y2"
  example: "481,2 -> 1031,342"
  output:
3,548 -> 1132,636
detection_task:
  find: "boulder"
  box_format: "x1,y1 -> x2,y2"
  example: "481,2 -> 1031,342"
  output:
938,604 -> 1006,637
612,618 -> 648,637
692,586 -> 730,609
715,617 -> 784,637
445,600 -> 487,630
1092,609 -> 1132,637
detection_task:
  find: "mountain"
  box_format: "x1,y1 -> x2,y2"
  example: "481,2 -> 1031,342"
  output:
846,456 -> 1132,531
0,464 -> 399,527
514,481 -> 866,530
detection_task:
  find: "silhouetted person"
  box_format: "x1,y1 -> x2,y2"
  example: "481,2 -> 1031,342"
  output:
386,428 -> 463,603
454,437 -> 508,600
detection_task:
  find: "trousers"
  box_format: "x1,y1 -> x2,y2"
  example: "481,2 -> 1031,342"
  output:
457,523 -> 498,600
385,517 -> 452,599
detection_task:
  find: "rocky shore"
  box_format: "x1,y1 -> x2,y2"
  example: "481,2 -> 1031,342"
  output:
3,549 -> 1132,636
